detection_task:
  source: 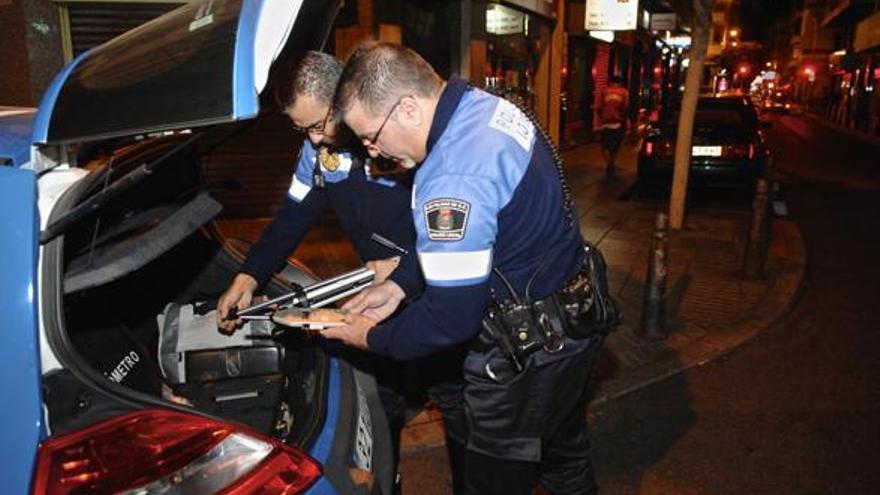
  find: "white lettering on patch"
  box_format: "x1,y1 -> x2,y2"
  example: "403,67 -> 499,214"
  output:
488,99 -> 535,152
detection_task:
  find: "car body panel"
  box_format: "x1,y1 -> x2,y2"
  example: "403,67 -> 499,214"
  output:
306,357 -> 345,494
32,0 -> 305,145
0,107 -> 36,167
1,0 -> 390,491
0,166 -> 44,494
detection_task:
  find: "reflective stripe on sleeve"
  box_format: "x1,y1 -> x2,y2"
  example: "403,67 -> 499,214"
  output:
287,175 -> 312,202
418,249 -> 492,282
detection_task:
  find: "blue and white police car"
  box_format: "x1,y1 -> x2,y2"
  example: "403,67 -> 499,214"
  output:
0,1 -> 393,493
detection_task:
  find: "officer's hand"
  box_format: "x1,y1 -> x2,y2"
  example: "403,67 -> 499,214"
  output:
321,313 -> 377,351
342,281 -> 405,322
217,273 -> 258,333
366,257 -> 400,284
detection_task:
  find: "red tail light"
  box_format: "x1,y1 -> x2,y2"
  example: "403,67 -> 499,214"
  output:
643,139 -> 674,158
722,144 -> 752,159
32,410 -> 322,495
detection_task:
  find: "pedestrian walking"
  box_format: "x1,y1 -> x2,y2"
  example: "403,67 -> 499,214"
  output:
323,42 -> 619,495
598,75 -> 630,180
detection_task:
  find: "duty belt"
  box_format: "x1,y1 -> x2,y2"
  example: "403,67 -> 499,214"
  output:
474,242 -> 622,372
474,269 -> 600,372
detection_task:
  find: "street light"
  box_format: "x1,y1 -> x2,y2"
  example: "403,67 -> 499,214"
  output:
729,28 -> 739,39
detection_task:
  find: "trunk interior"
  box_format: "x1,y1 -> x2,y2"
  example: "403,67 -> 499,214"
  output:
54,127 -> 328,447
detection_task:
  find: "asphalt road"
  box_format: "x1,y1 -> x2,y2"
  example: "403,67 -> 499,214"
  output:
398,115 -> 880,494
589,114 -> 880,494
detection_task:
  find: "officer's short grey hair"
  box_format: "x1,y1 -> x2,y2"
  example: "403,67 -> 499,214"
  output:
335,42 -> 443,117
281,51 -> 343,111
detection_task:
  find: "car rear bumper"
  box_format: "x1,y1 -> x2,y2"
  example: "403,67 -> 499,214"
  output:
638,158 -> 766,189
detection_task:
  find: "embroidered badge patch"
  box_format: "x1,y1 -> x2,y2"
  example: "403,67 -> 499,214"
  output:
424,198 -> 470,241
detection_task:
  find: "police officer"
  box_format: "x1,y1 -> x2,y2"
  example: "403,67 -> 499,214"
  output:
215,51 -> 416,493
324,42 -> 609,495
217,51 -> 414,325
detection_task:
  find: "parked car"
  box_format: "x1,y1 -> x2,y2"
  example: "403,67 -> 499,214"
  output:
0,1 -> 395,493
638,96 -> 770,189
761,91 -> 800,114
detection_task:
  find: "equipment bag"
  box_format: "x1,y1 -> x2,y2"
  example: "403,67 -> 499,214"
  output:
157,302 -> 286,434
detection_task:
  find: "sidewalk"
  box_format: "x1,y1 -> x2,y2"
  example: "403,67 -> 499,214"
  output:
400,136 -> 806,452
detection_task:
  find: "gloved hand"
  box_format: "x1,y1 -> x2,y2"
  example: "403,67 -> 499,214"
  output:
217,273 -> 258,333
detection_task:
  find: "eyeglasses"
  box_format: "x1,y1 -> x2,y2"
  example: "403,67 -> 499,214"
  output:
291,105 -> 332,135
364,96 -> 407,147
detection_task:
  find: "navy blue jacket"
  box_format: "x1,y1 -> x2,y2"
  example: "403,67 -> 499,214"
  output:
239,141 -> 418,289
367,78 -> 584,359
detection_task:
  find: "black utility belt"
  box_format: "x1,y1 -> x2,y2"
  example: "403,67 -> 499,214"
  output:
475,270 -> 602,371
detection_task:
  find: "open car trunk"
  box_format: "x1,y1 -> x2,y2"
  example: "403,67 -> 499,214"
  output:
49,134 -> 329,448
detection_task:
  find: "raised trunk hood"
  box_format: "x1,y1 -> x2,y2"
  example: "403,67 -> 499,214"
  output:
32,0 -> 340,145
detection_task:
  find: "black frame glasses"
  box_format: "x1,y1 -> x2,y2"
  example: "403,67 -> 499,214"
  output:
291,105 -> 332,135
364,96 -> 408,147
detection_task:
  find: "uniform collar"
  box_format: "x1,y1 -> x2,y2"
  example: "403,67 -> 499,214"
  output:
426,76 -> 469,155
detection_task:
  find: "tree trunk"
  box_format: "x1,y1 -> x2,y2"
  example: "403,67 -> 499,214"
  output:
669,0 -> 715,229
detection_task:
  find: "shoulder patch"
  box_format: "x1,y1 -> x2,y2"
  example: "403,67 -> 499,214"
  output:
488,99 -> 535,152
424,198 -> 470,241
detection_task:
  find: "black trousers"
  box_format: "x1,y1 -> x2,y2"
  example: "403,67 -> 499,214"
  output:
376,347 -> 471,494
447,334 -> 604,495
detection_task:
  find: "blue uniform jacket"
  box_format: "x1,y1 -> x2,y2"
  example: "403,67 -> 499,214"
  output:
239,140 -> 418,289
367,78 -> 584,359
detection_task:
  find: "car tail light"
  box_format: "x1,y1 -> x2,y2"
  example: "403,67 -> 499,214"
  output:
722,144 -> 752,159
748,144 -> 755,160
643,139 -> 674,158
32,410 -> 322,495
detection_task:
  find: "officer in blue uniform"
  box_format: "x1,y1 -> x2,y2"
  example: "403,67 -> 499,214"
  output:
216,51 -> 417,493
326,43 -> 609,494
217,52 -> 414,323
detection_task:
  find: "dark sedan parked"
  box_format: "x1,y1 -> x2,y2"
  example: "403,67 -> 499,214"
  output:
638,96 -> 770,189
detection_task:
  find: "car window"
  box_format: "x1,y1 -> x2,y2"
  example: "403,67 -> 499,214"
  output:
663,99 -> 756,130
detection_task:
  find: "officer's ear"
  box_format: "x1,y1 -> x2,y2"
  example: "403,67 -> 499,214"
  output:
397,95 -> 422,127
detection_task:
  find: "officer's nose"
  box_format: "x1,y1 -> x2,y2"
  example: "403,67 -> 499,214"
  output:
363,142 -> 381,158
308,131 -> 323,147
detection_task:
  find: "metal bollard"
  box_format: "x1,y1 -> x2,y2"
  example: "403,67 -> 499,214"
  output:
744,178 -> 770,278
639,212 -> 669,341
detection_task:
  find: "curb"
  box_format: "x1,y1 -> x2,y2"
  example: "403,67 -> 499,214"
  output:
589,218 -> 807,406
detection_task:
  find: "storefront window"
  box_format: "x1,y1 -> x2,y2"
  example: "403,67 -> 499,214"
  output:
484,3 -> 550,109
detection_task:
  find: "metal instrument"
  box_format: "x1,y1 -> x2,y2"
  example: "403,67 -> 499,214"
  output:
230,267 -> 375,321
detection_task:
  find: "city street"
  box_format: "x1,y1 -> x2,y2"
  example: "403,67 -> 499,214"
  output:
399,114 -> 880,494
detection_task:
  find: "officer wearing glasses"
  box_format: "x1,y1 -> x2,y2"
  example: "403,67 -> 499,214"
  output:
217,51 -> 414,328
325,43 -> 611,495
216,52 -> 416,492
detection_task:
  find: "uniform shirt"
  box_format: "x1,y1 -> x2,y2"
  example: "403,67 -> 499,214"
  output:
367,77 -> 584,359
239,140 -> 417,288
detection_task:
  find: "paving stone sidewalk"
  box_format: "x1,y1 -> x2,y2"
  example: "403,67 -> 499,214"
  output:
401,135 -> 806,452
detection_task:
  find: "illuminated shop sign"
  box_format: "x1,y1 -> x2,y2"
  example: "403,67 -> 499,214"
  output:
650,13 -> 677,31
487,4 -> 526,35
585,0 -> 638,31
